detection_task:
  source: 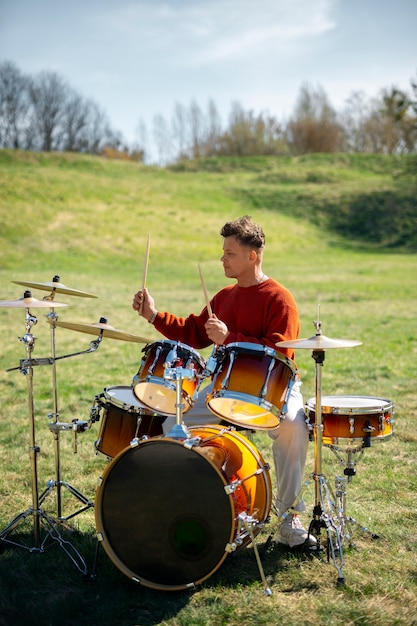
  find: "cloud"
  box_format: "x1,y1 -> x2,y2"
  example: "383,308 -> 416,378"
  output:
89,0 -> 337,66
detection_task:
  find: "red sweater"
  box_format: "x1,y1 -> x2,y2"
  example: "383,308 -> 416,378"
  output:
153,278 -> 299,361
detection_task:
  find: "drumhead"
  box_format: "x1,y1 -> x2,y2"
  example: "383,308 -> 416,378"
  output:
95,439 -> 234,590
104,386 -> 149,413
306,395 -> 394,415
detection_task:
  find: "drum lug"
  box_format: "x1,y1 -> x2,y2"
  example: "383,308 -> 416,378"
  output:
362,420 -> 375,434
349,417 -> 355,436
90,408 -> 100,423
225,542 -> 238,553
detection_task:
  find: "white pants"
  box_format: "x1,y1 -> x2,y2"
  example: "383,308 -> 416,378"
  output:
268,380 -> 309,517
163,379 -> 309,519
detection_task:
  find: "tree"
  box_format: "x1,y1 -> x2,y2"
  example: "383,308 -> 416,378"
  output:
380,87 -> 417,153
204,99 -> 222,156
189,99 -> 204,159
0,60 -> 30,149
286,83 -> 345,154
171,101 -> 189,160
217,101 -> 285,156
152,113 -> 171,165
28,71 -> 69,151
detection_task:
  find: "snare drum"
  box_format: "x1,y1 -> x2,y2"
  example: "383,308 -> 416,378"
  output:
93,386 -> 164,458
305,395 -> 395,448
207,342 -> 298,430
132,340 -> 206,415
95,424 -> 272,591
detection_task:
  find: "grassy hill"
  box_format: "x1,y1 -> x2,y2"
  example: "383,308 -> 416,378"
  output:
0,150 -> 416,625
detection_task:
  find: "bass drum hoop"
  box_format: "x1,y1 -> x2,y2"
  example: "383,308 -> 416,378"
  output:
95,438 -> 235,591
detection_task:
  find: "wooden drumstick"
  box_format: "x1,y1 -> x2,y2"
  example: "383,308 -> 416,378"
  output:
139,234 -> 150,315
198,262 -> 213,317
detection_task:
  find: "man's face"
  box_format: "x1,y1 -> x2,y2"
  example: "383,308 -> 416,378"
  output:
221,235 -> 254,280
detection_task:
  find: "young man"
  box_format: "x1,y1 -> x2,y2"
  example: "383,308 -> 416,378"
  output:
132,215 -> 314,548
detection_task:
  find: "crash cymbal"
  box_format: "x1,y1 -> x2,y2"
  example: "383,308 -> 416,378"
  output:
276,334 -> 362,350
13,275 -> 97,298
54,318 -> 152,343
0,290 -> 68,309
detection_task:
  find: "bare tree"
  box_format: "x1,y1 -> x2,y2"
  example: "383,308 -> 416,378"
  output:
28,71 -> 69,151
286,82 -> 345,154
61,90 -> 91,152
341,90 -> 371,152
88,101 -> 122,154
0,60 -> 30,149
189,99 -> 205,159
216,101 -> 285,156
204,98 -> 222,156
171,102 -> 189,160
152,113 -> 171,165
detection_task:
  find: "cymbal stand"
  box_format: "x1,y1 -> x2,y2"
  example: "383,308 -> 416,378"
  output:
38,307 -> 95,522
0,309 -> 88,574
308,323 -> 346,585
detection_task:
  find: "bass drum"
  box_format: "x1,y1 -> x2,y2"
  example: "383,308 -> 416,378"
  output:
95,425 -> 272,591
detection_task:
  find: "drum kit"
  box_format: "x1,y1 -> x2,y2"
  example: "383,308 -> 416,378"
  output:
0,278 -> 395,592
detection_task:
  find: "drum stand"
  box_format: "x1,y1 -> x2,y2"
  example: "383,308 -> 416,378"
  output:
326,444 -> 381,546
163,364 -> 193,441
1,308 -> 100,574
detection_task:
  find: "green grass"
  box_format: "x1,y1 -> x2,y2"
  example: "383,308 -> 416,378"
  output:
0,150 -> 416,625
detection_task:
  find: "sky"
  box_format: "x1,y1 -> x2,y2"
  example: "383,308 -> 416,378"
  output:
1,0 -> 416,157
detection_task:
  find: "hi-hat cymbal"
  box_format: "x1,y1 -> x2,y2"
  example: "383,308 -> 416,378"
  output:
276,334 -> 362,350
0,291 -> 68,309
13,276 -> 97,298
54,318 -> 152,343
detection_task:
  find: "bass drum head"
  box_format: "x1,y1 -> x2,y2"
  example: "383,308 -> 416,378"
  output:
95,439 -> 235,591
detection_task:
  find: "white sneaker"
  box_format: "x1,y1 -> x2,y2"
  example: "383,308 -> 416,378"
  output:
275,514 -> 317,548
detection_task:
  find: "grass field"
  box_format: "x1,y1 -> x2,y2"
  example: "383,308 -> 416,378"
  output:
0,150 -> 416,625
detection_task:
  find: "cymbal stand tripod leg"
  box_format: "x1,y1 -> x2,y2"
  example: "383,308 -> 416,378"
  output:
38,310 -> 94,522
308,349 -> 345,585
0,310 -> 88,575
329,446 -> 381,545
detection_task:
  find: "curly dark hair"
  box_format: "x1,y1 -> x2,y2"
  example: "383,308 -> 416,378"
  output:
220,215 -> 265,249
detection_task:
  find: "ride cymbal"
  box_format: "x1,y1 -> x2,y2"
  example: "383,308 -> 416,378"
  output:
13,275 -> 97,298
54,318 -> 152,343
276,334 -> 362,350
0,291 -> 68,309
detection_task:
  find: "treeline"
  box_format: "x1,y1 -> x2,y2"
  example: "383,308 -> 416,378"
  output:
1,60 -> 417,164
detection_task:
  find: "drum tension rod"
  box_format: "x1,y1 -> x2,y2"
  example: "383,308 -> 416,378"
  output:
224,465 -> 269,494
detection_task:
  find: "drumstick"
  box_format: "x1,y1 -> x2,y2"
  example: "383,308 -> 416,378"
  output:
139,234 -> 150,315
198,262 -> 213,317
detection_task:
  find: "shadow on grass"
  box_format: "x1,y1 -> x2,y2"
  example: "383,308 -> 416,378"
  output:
0,523 -> 321,626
